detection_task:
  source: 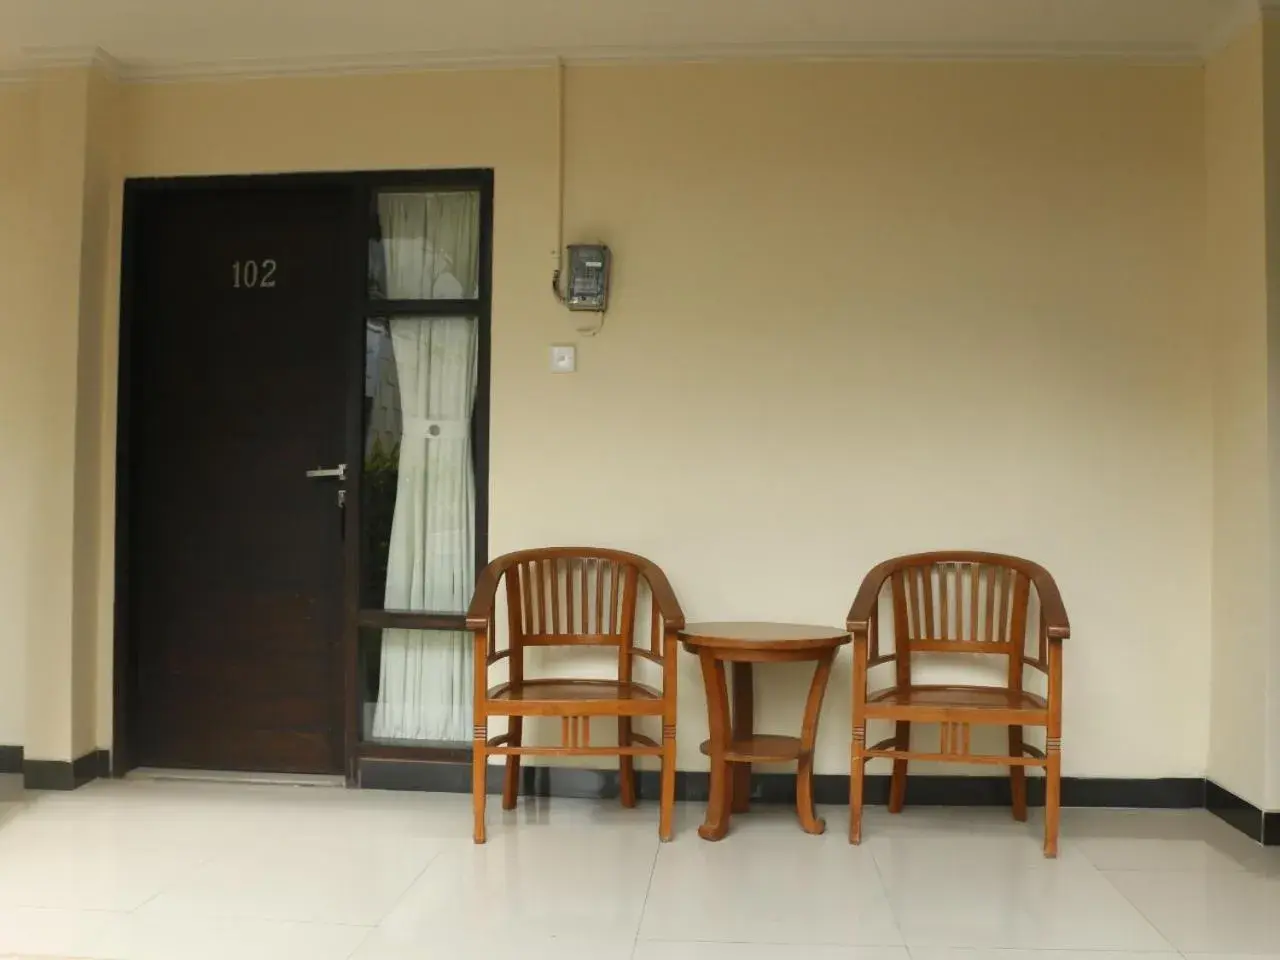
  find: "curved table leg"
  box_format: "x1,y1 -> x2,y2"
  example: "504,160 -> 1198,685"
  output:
698,650 -> 733,841
731,662 -> 753,814
796,650 -> 836,835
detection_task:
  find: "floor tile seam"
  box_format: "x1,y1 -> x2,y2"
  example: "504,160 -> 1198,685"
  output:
122,847 -> 223,916
634,935 -> 906,946
1085,866 -> 1249,874
119,902 -> 381,929
1090,870 -> 1180,954
904,949 -> 1183,956
865,831 -> 911,947
331,845 -> 446,956
629,839 -> 663,960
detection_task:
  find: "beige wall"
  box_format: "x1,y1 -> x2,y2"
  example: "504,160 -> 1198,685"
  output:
21,66 -> 122,761
1265,20 -> 1280,812
1206,24 -> 1270,807
78,66 -> 122,761
2,59 -> 1216,779
558,61 -> 1210,776
0,82 -> 35,746
1203,21 -> 1280,812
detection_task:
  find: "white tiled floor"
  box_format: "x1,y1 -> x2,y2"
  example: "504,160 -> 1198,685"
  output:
0,774 -> 1277,960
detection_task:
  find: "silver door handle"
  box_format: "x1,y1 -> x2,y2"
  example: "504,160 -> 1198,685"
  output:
305,464 -> 347,481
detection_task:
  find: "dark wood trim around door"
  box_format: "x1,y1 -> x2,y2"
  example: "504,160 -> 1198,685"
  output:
114,168 -> 495,783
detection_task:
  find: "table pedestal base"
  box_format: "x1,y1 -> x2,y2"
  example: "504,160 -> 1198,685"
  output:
695,653 -> 836,841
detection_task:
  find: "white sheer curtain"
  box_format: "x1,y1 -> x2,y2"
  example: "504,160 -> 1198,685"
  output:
371,191 -> 480,743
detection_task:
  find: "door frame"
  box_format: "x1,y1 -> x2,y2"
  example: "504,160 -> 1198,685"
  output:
114,169 -> 495,782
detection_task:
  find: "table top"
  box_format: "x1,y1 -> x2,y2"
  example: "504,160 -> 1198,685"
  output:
679,621 -> 851,653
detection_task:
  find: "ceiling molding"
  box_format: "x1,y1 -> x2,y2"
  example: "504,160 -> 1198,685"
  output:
1202,0 -> 1258,55
561,38 -> 1202,66
77,38 -> 1207,84
119,49 -> 557,82
0,29 -> 1231,85
1201,0 -> 1269,56
19,45 -> 122,76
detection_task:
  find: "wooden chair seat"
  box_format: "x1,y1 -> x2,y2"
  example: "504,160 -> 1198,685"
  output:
866,683 -> 1047,720
487,678 -> 663,714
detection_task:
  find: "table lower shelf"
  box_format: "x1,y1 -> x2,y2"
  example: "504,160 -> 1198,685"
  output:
699,734 -> 803,763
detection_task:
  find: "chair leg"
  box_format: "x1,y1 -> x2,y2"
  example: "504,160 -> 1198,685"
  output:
888,720 -> 910,813
1044,741 -> 1061,858
1008,725 -> 1027,822
849,737 -> 865,844
472,726 -> 488,844
619,718 -> 638,809
659,722 -> 676,842
502,717 -> 523,811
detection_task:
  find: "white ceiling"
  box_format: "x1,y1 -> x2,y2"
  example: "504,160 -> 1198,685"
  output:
0,0 -> 1265,80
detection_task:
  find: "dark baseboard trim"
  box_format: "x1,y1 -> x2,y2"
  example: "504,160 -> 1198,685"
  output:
359,759 -> 1204,810
0,745 -> 22,775
2,750 -> 1262,832
1207,780 -> 1262,841
23,749 -> 110,791
1208,780 -> 1280,845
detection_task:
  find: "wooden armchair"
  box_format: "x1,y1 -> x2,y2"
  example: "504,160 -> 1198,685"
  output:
846,552 -> 1070,856
465,547 -> 685,843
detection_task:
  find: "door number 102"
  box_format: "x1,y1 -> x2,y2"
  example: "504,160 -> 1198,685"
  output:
232,259 -> 278,288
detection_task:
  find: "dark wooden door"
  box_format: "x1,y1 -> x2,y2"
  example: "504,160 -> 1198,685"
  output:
127,185 -> 352,773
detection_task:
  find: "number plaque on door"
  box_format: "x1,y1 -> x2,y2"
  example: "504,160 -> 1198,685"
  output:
232,259 -> 278,288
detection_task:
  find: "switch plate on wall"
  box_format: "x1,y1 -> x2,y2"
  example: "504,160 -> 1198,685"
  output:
550,345 -> 576,373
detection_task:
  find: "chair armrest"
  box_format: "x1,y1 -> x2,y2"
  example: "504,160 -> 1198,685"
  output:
465,554 -> 520,632
636,558 -> 685,631
846,558 -> 899,636
1030,565 -> 1071,641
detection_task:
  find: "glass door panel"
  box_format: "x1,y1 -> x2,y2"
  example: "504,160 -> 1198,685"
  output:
360,314 -> 478,744
358,185 -> 485,747
368,190 -> 482,300
361,315 -> 478,613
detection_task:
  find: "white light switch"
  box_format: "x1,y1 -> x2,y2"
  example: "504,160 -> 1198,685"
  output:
550,345 -> 576,373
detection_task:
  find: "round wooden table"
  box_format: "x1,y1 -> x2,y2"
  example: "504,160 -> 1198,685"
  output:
680,622 -> 851,841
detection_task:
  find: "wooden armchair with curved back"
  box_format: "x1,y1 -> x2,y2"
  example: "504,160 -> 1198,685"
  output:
847,551 -> 1070,856
465,547 -> 685,843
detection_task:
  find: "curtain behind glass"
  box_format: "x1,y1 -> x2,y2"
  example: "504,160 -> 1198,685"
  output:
377,191 -> 479,299
371,192 -> 479,743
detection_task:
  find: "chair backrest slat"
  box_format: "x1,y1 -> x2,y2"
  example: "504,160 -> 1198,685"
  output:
594,558 -> 606,635
940,563 -> 951,640
968,561 -> 981,641
921,564 -> 935,637
507,552 -> 641,647
890,559 -> 1029,653
533,559 -> 546,634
